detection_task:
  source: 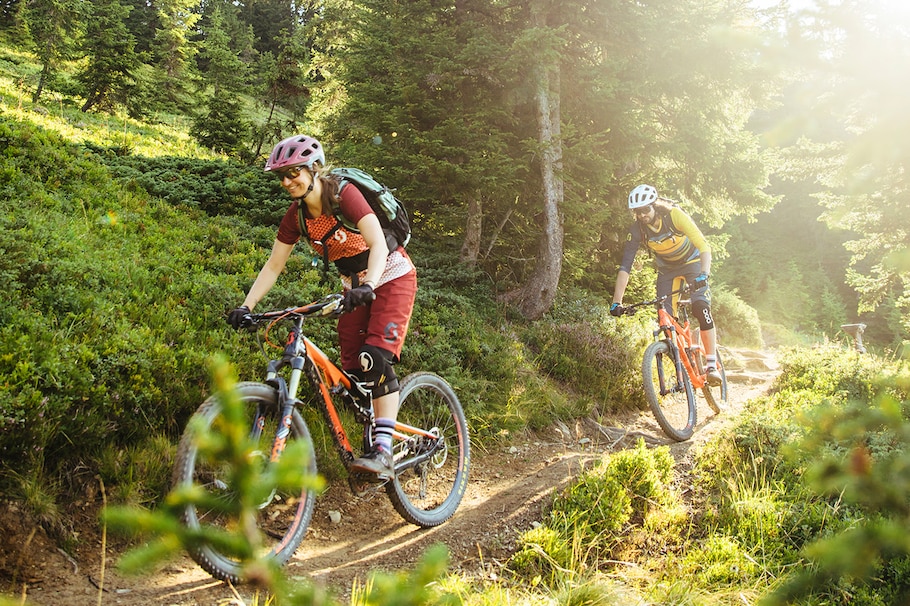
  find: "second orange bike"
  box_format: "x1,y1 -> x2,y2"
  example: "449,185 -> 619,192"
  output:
619,287 -> 728,441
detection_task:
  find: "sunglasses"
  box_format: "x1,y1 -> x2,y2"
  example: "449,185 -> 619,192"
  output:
275,165 -> 308,180
634,205 -> 654,216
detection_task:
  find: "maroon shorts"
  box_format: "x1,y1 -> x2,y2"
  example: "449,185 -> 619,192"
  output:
337,269 -> 417,370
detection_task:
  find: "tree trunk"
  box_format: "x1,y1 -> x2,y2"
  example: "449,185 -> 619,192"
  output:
507,31 -> 564,320
32,62 -> 49,104
460,195 -> 482,266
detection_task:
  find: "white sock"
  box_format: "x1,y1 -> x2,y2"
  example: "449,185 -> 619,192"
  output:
373,417 -> 396,453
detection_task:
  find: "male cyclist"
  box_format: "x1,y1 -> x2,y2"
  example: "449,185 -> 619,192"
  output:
609,184 -> 723,386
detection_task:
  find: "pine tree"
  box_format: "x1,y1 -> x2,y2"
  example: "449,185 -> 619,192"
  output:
252,26 -> 311,158
23,0 -> 80,103
191,7 -> 250,155
78,0 -> 140,112
148,0 -> 201,111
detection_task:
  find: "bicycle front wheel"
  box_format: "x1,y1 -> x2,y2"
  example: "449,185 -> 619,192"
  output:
642,341 -> 696,441
702,349 -> 728,414
172,381 -> 318,584
386,372 -> 470,527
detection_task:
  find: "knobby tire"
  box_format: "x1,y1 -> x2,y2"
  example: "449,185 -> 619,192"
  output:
385,372 -> 471,527
642,341 -> 696,441
172,382 -> 318,584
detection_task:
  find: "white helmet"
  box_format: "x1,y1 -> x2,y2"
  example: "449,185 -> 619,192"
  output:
628,184 -> 659,209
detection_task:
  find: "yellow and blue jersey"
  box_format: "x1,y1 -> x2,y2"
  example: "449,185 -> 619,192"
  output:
619,206 -> 710,273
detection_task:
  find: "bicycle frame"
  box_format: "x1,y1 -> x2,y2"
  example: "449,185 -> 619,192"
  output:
256,299 -> 444,476
654,304 -> 707,390
176,295 -> 471,584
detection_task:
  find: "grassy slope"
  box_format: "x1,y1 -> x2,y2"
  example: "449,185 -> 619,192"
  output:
0,38 -> 653,502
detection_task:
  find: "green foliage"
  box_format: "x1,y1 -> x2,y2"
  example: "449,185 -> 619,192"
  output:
89,149 -> 289,225
0,116 -> 263,494
712,288 -> 764,349
789,3 -> 910,336
774,345 -> 882,402
684,346 -> 910,604
352,544 -> 458,606
191,6 -> 251,156
511,440 -> 677,584
715,192 -> 860,346
523,289 -> 647,413
679,535 -> 761,586
77,0 -> 140,113
97,434 -> 174,506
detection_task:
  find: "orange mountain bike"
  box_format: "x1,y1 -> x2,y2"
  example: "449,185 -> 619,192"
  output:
172,294 -> 470,583
618,287 -> 728,441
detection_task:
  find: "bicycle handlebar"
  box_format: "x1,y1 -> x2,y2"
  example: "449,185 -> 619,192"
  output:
243,294 -> 344,328
618,286 -> 689,316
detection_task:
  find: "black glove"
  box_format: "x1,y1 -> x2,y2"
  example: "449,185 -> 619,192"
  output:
694,273 -> 709,291
609,302 -> 624,317
342,284 -> 375,313
227,306 -> 251,330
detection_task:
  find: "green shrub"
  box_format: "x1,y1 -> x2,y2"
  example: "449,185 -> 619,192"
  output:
510,525 -> 573,580
713,288 -> 764,348
0,117 -> 261,499
680,535 -> 762,585
523,288 -> 650,413
775,345 -> 880,402
522,319 -> 643,413
688,347 -> 910,604
512,440 -> 678,584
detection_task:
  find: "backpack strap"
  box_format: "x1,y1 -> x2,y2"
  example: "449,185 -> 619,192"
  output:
333,179 -> 359,232
638,205 -> 682,243
297,202 -> 345,278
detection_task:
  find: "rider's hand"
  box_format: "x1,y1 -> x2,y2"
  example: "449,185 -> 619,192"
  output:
342,284 -> 375,313
609,302 -> 624,317
227,305 -> 252,330
694,273 -> 709,291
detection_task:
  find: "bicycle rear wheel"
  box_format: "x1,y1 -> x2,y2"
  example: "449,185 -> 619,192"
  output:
642,341 -> 696,441
701,349 -> 728,414
172,381 -> 318,584
386,372 -> 470,527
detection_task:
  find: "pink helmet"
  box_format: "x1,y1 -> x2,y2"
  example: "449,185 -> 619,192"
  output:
264,134 -> 325,172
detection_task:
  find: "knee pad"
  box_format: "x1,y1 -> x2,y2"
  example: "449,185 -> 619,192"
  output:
691,299 -> 715,331
352,345 -> 399,398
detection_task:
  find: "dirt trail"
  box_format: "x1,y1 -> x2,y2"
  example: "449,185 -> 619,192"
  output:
1,347 -> 779,606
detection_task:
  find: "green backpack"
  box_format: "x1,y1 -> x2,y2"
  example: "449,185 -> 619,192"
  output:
298,167 -> 411,276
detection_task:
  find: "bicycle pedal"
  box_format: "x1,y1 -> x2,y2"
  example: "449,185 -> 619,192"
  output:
348,474 -> 386,497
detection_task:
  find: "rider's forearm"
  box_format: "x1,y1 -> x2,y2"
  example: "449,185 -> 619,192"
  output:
243,240 -> 294,310
613,270 -> 630,304
362,241 -> 389,288
700,251 -> 712,276
242,266 -> 281,311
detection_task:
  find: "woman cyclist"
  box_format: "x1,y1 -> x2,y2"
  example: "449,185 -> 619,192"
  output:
227,134 -> 417,480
